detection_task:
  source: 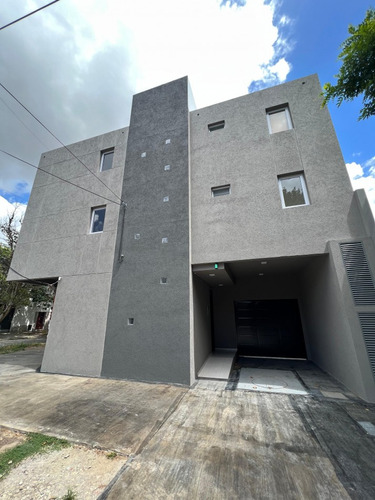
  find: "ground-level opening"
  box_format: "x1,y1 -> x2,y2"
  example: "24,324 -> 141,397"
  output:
235,299 -> 306,358
193,255 -> 326,380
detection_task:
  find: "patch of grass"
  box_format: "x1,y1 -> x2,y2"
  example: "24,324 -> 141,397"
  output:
0,343 -> 44,355
0,432 -> 70,480
106,451 -> 117,459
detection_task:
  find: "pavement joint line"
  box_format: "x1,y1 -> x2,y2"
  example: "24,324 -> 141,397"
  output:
98,390 -> 189,499
133,389 -> 188,455
97,456 -> 135,500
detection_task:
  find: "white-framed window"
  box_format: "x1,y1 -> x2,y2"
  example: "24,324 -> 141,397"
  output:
90,206 -> 106,233
100,148 -> 114,171
267,106 -> 292,134
278,173 -> 310,208
211,185 -> 231,197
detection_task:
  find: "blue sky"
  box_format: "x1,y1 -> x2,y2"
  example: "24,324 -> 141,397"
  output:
0,0 -> 374,218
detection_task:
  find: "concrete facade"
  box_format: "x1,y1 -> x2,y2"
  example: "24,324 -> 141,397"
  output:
8,75 -> 375,401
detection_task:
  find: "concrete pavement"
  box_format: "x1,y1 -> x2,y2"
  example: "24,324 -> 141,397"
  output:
0,348 -> 375,499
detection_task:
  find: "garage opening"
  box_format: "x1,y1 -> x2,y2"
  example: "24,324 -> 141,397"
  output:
193,256 -> 319,376
234,299 -> 306,358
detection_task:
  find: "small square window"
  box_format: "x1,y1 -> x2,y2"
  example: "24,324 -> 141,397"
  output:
267,106 -> 292,134
162,237 -> 168,244
163,196 -> 169,202
100,149 -> 114,171
211,185 -> 231,197
90,206 -> 106,233
134,233 -> 140,240
278,173 -> 309,208
160,277 -> 167,284
141,152 -> 147,158
128,318 -> 134,325
165,139 -> 171,144
208,120 -> 225,132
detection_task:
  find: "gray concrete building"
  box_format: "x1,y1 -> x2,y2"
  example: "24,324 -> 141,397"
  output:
8,74 -> 375,402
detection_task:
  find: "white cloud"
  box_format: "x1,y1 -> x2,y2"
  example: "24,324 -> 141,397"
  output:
365,156 -> 375,171
346,161 -> 375,217
346,161 -> 364,179
0,0 -> 292,206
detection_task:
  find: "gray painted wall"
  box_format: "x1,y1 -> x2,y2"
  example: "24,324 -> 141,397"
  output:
101,77 -> 192,385
9,128 -> 128,376
299,242 -> 375,402
193,275 -> 212,375
190,75 -> 364,264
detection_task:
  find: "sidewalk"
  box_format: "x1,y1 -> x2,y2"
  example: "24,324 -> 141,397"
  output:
0,348 -> 375,499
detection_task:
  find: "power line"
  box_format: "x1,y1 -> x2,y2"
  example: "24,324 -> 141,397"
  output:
8,266 -> 59,287
0,82 -> 124,203
0,1 -> 61,31
0,95 -> 53,151
0,149 -> 122,206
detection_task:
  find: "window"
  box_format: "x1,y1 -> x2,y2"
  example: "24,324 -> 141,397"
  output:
278,174 -> 309,208
208,120 -> 225,132
90,206 -> 106,233
211,185 -> 231,197
267,106 -> 292,134
100,149 -> 114,171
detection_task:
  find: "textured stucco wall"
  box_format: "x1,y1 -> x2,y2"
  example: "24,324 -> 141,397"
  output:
299,243 -> 375,402
190,75 -> 364,264
41,273 -> 112,376
10,128 -> 128,376
193,275 -> 212,375
101,77 -> 192,385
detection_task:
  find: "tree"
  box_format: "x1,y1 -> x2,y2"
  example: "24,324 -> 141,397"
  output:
322,8 -> 375,120
0,208 -> 54,324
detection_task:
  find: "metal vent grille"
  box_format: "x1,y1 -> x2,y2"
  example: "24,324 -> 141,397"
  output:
340,242 -> 375,306
358,312 -> 375,378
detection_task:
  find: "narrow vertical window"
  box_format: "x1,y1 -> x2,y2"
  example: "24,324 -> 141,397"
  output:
100,149 -> 114,171
90,206 -> 106,233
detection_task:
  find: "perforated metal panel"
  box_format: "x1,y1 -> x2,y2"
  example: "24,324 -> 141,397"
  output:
340,242 -> 375,306
358,312 -> 375,378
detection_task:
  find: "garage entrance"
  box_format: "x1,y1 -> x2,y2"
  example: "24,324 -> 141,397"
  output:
234,299 -> 306,358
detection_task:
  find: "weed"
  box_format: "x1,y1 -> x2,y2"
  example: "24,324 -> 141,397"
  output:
61,488 -> 77,500
106,451 -> 117,459
0,432 -> 70,480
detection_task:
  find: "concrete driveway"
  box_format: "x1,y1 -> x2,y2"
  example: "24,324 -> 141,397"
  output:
0,348 -> 375,499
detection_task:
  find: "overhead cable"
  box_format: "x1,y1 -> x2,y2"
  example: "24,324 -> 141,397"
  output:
0,149 -> 122,206
0,1 -> 61,31
0,82 -> 124,203
8,266 -> 59,287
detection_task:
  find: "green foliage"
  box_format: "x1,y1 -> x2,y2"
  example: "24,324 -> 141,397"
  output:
0,244 -> 30,323
322,8 -> 375,120
60,489 -> 78,500
0,432 -> 70,480
0,343 -> 44,355
106,451 -> 118,459
0,207 -> 55,324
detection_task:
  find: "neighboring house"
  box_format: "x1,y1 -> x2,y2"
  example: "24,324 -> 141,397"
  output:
8,75 -> 375,402
0,303 -> 52,333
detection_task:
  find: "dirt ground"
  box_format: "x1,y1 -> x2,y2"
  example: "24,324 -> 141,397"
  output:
0,429 -> 127,500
